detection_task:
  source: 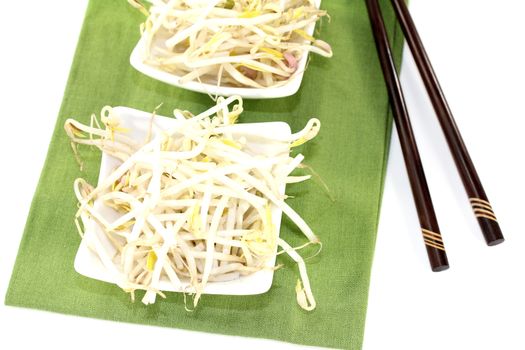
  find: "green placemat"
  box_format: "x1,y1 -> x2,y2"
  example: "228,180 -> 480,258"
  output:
5,1 -> 404,349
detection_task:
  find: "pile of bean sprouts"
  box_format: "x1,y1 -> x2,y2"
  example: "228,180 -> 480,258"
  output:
65,95 -> 321,310
129,0 -> 332,88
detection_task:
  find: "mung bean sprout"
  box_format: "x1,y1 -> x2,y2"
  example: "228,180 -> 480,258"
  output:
65,96 -> 321,310
129,0 -> 332,88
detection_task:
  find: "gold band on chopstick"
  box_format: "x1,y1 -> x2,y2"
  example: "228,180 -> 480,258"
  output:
422,228 -> 443,241
470,198 -> 498,222
470,197 -> 491,206
422,228 -> 445,251
470,202 -> 493,211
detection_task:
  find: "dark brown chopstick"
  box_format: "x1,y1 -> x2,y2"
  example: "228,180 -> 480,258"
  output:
365,0 -> 449,272
390,0 -> 504,246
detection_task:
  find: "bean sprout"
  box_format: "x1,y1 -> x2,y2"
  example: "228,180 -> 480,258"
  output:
65,96 -> 321,310
129,0 -> 332,88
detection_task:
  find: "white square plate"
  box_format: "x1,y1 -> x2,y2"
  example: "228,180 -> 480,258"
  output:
129,0 -> 322,99
74,106 -> 291,295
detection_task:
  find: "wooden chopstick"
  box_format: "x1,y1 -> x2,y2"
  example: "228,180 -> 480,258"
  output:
365,0 -> 449,272
389,0 -> 504,246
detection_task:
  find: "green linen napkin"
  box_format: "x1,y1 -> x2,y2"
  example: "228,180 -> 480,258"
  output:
5,1 -> 404,348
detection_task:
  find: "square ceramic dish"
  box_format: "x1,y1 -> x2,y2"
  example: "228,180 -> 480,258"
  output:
74,106 -> 292,295
130,0 -> 322,99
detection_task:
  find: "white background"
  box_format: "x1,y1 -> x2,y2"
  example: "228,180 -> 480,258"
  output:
0,1 -> 523,349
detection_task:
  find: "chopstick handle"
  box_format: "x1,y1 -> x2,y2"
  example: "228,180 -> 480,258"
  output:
366,0 -> 449,271
390,0 -> 504,246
